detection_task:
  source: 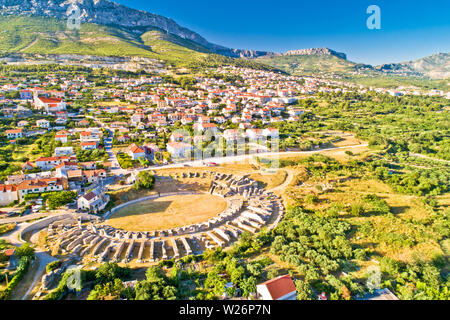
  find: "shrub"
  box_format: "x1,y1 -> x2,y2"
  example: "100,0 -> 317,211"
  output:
46,260 -> 62,273
305,194 -> 319,205
15,243 -> 35,259
350,203 -> 365,217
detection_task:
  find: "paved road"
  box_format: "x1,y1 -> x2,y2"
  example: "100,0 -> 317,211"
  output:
140,143 -> 369,172
90,114 -> 368,176
0,212 -> 49,225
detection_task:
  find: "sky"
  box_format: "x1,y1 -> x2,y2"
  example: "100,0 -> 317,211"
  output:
115,0 -> 450,65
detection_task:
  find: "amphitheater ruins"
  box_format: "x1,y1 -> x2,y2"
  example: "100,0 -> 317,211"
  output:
39,172 -> 285,264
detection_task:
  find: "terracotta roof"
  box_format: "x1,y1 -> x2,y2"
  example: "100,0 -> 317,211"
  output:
36,156 -> 70,162
258,275 -> 296,300
17,178 -> 65,191
5,129 -> 23,134
81,141 -> 97,146
4,249 -> 15,257
67,170 -> 83,178
83,191 -> 97,201
128,143 -> 145,154
0,184 -> 17,192
38,97 -> 62,103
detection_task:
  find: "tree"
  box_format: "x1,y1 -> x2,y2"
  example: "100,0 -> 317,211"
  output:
135,279 -> 177,300
95,262 -> 130,285
134,171 -> 155,190
240,276 -> 257,297
295,279 -> 314,300
45,191 -> 77,209
15,243 -> 35,259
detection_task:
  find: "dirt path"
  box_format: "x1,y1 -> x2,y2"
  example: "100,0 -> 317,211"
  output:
409,153 -> 450,164
269,169 -> 294,193
19,38 -> 38,52
21,252 -> 57,300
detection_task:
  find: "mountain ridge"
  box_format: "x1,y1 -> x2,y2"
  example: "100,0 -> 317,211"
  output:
0,0 -> 272,59
0,0 -> 447,80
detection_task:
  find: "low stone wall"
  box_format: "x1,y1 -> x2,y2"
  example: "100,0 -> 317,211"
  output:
20,213 -> 98,242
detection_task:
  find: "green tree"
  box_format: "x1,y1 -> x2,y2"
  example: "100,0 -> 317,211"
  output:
134,171 -> 155,190
15,243 -> 35,259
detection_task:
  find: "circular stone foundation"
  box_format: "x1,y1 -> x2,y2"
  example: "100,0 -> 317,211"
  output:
105,194 -> 228,231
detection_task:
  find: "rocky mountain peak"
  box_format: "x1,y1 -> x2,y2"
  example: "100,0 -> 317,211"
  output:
283,48 -> 347,60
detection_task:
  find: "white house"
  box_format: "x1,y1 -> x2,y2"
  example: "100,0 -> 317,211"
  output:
55,133 -> 68,144
36,119 -> 50,129
127,144 -> 146,160
77,188 -> 110,213
34,96 -> 66,113
167,142 -> 192,159
262,128 -> 279,138
5,129 -> 23,139
246,128 -> 262,140
0,184 -> 18,206
81,141 -> 98,151
35,156 -> 75,170
16,178 -> 66,201
193,123 -> 218,133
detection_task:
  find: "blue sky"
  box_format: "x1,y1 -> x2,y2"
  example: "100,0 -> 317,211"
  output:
116,0 -> 450,65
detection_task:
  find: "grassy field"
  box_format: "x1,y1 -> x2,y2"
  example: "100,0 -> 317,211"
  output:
0,223 -> 16,236
278,146 -> 447,264
106,194 -> 227,231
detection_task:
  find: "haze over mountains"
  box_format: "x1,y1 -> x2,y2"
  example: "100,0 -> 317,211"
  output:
0,0 -> 448,79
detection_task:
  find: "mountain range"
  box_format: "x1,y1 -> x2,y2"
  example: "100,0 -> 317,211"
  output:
0,0 -> 448,81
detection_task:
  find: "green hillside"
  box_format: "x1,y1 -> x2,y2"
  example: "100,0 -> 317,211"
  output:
0,16 -> 206,62
0,16 -> 279,72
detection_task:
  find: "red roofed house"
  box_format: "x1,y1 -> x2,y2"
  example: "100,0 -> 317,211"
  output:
127,143 -> 146,160
3,248 -> 17,270
35,156 -> 76,170
0,184 -> 19,206
34,96 -> 66,113
5,129 -> 23,139
193,122 -> 218,132
17,177 -> 67,201
256,275 -> 297,300
262,128 -> 279,138
77,119 -> 90,127
77,188 -> 110,213
81,141 -> 98,151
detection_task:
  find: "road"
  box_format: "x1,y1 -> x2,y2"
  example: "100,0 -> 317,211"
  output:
0,212 -> 49,225
138,143 -> 369,172
89,114 -> 368,176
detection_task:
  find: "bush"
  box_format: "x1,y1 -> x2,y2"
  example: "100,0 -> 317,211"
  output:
46,260 -> 62,273
44,191 -> 77,210
15,243 -> 35,259
350,203 -> 365,217
0,257 -> 31,300
305,194 -> 319,205
0,223 -> 16,236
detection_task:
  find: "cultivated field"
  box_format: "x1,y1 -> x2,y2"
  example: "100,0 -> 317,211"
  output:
105,194 -> 228,231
